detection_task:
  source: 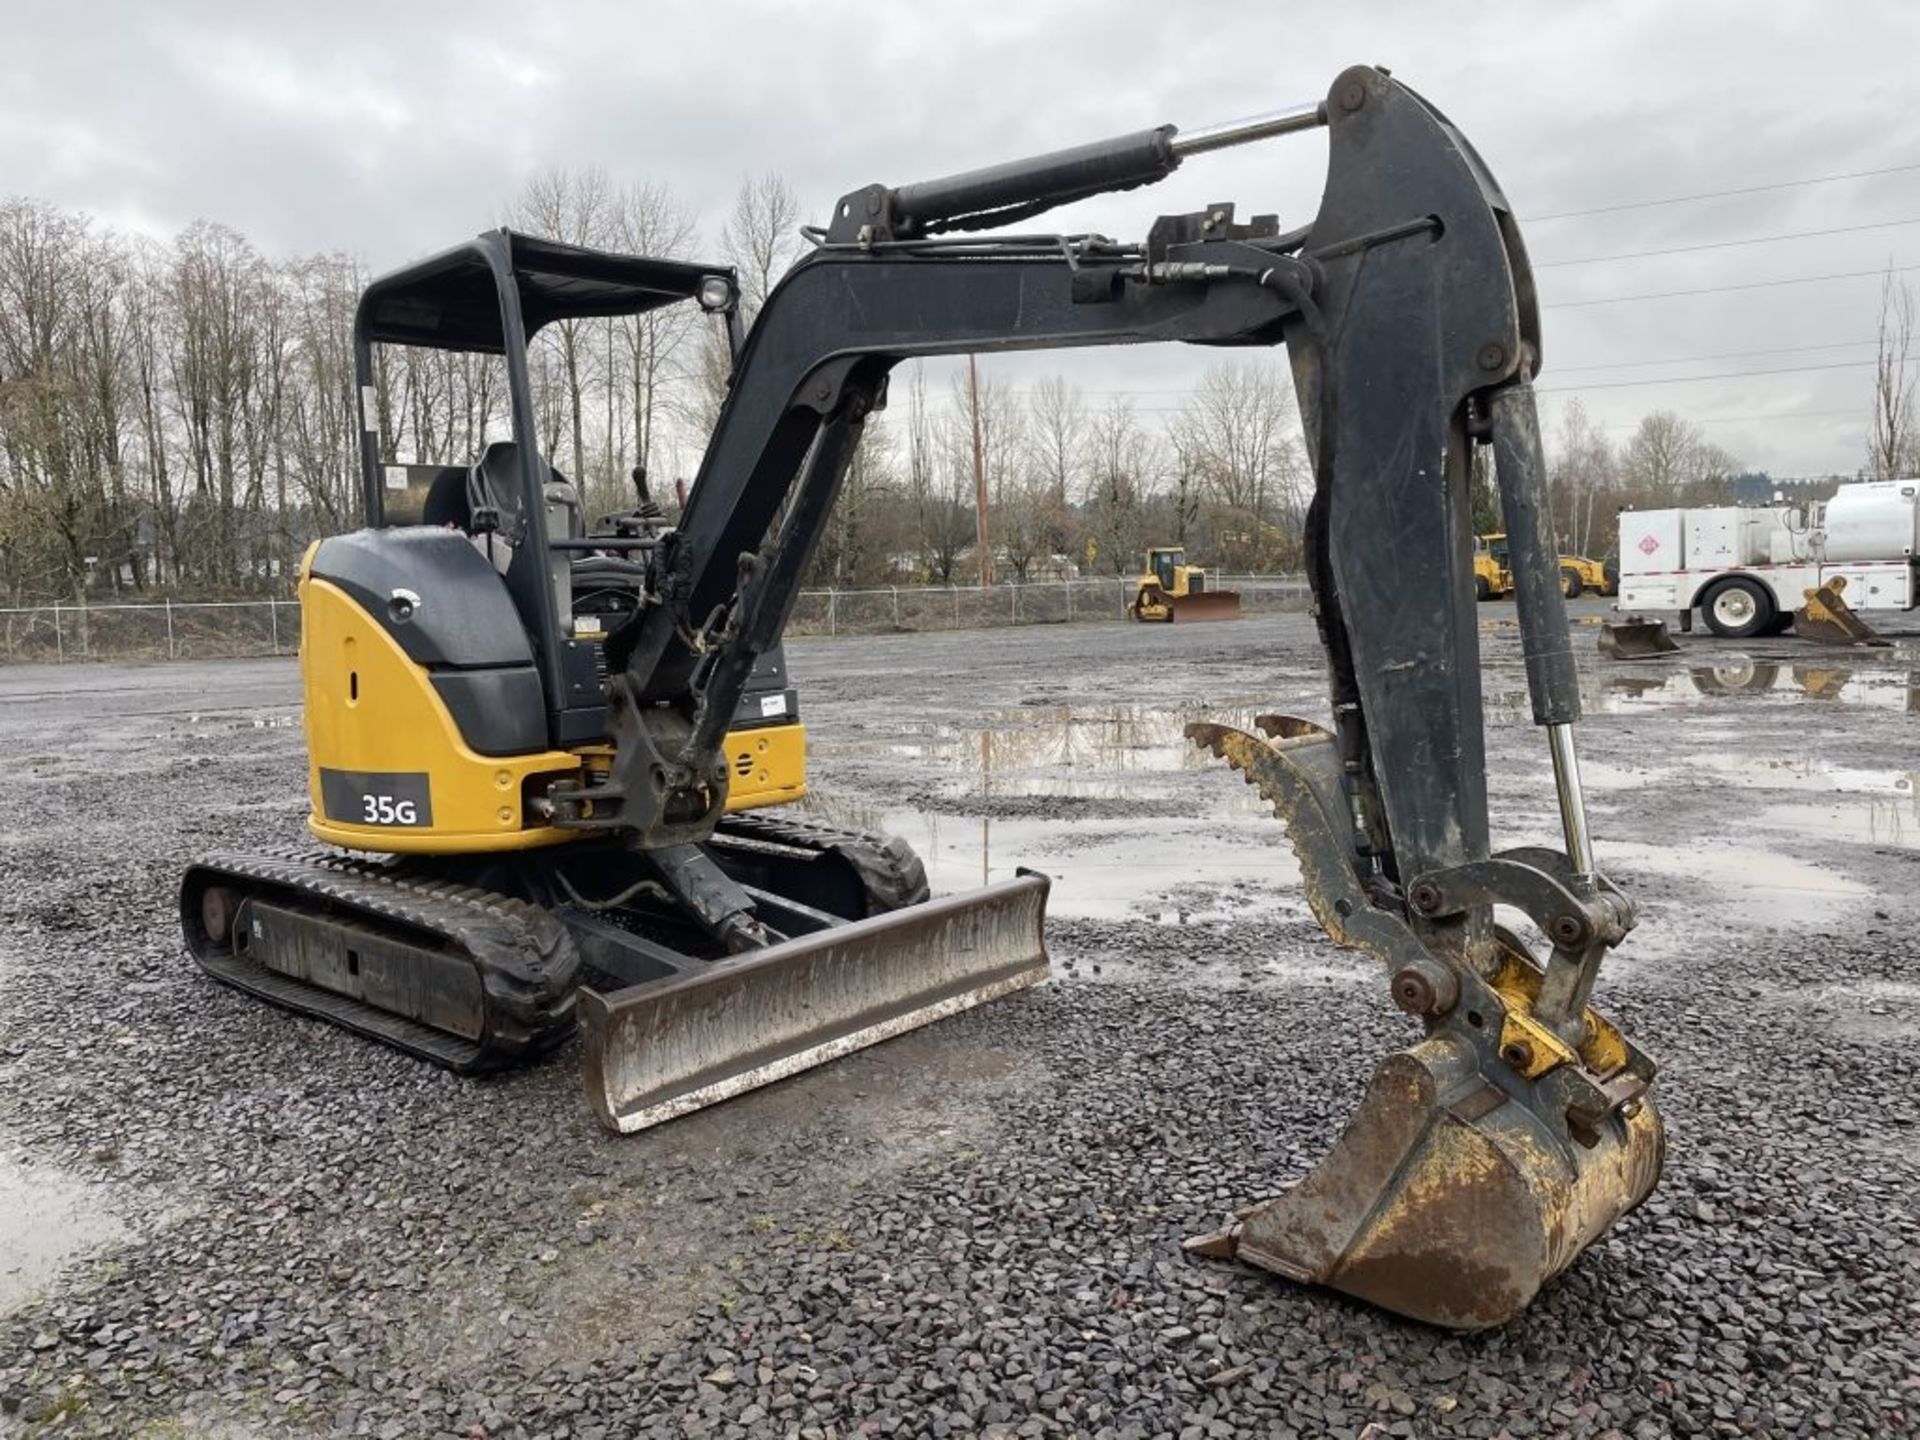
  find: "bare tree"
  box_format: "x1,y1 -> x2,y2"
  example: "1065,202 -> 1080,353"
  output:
1618,410 -> 1699,499
723,173 -> 803,323
1024,376 -> 1083,562
903,365 -> 970,582
1549,398 -> 1615,557
945,367 -> 1034,580
1869,265 -> 1918,481
611,181 -> 699,508
1171,362 -> 1304,569
1083,400 -> 1156,575
511,168 -> 613,492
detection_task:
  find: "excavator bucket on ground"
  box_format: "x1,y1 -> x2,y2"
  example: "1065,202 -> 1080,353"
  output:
1793,577 -> 1888,647
1598,614 -> 1681,660
1185,719 -> 1662,1329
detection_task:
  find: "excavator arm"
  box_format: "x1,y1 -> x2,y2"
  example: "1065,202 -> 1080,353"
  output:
560,64 -> 1662,1329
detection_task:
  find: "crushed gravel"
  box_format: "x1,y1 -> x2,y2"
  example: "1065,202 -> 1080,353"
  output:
0,609 -> 1915,1438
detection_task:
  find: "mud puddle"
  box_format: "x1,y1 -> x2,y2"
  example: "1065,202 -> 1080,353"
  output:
1569,753 -> 1918,849
1603,838 -> 1872,934
820,703 -> 1301,801
0,1155 -> 131,1314
1567,661 -> 1918,713
809,703 -> 1307,921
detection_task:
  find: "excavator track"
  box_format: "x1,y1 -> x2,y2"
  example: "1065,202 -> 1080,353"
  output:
182,847 -> 581,1074
709,812 -> 931,918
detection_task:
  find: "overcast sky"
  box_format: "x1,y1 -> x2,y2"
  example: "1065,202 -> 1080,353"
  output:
6,0 -> 1920,477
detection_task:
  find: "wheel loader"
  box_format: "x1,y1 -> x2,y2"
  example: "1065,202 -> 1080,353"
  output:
182,65 -> 1662,1331
1128,546 -> 1243,621
1484,532 -> 1613,598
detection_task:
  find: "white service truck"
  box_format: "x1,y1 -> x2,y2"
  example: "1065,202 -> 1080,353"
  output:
1616,479 -> 1920,637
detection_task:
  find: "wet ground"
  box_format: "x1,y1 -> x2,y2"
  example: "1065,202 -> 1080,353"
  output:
0,599 -> 1916,1437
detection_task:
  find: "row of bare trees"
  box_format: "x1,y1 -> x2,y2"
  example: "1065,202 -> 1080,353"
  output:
0,176 -> 1320,601
0,198 -> 377,601
13,165 -> 1858,605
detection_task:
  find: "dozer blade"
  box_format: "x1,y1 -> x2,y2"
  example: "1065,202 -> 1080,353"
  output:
1186,721 -> 1664,1329
1794,577 -> 1889,647
580,874 -> 1049,1133
1168,590 -> 1242,622
1598,614 -> 1679,660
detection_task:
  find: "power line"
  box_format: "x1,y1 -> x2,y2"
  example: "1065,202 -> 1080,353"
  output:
1524,162 -> 1920,222
1550,339 -> 1878,373
1537,217 -> 1920,268
1590,407 -> 1863,432
1544,263 -> 1920,309
1535,359 -> 1877,394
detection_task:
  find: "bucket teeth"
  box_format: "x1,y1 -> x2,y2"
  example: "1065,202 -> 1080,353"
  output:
1186,719 -> 1407,962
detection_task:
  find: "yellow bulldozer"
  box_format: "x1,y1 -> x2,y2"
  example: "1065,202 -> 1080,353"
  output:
1127,546 -> 1243,621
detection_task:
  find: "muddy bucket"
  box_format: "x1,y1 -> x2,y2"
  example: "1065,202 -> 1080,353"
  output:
1185,719 -> 1664,1330
580,874 -> 1049,1133
1598,615 -> 1679,660
1169,590 -> 1243,622
1190,1029 -> 1663,1329
1794,578 -> 1887,647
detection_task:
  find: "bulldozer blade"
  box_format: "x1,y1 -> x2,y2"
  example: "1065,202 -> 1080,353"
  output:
1197,1035 -> 1663,1330
579,874 -> 1049,1134
1168,590 -> 1242,622
1598,615 -> 1679,660
1793,578 -> 1888,647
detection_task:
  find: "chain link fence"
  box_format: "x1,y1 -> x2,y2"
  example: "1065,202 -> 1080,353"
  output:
0,576 -> 1308,664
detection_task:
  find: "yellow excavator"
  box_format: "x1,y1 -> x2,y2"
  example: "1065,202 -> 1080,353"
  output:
1128,546 -> 1243,621
181,67 -> 1661,1331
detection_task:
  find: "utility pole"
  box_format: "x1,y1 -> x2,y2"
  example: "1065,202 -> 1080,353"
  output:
969,353 -> 992,587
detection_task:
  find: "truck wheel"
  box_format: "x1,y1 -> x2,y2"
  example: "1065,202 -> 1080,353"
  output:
1475,575 -> 1491,602
1560,566 -> 1585,599
1700,576 -> 1776,639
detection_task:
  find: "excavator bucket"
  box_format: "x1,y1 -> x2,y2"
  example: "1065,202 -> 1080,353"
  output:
1793,577 -> 1888,647
1167,589 -> 1243,622
1185,721 -> 1664,1329
1598,614 -> 1680,660
580,875 -> 1049,1132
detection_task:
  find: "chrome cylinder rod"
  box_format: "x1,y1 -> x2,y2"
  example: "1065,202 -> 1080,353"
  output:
1547,723 -> 1597,883
1169,102 -> 1327,158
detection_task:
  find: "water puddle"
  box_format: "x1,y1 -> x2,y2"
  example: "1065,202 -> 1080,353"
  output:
1573,752 -> 1919,849
1603,839 -> 1872,927
817,703 -> 1295,806
1552,662 -> 1920,715
807,702 -> 1312,920
0,1154 -> 130,1314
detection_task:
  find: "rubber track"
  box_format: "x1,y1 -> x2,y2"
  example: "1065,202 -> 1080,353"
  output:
713,812 -> 930,916
182,845 -> 581,1074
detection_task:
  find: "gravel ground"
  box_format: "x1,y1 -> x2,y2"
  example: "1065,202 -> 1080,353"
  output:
0,603 -> 1916,1439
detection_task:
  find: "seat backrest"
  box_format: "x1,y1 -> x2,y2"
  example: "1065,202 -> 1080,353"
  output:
468,441 -> 528,540
421,467 -> 473,530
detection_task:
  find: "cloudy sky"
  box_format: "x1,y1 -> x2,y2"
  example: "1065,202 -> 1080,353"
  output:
6,0 -> 1919,477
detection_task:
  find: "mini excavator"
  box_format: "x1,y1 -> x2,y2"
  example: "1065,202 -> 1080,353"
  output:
182,66 -> 1663,1330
